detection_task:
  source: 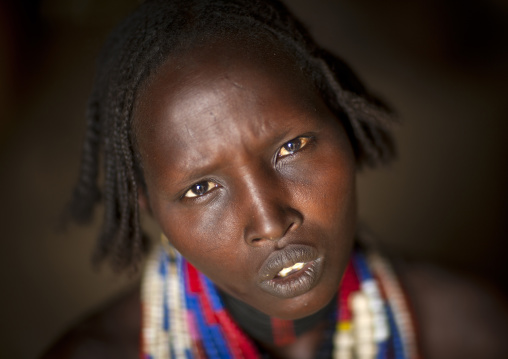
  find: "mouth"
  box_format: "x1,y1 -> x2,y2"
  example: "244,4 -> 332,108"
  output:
258,245 -> 324,299
276,262 -> 306,278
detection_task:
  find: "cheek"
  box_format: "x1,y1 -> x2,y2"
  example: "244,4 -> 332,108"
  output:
156,203 -> 230,252
152,200 -> 250,282
290,143 -> 356,232
322,163 -> 356,228
304,172 -> 356,245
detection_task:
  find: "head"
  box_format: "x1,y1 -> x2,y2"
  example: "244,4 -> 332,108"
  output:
69,0 -> 395,319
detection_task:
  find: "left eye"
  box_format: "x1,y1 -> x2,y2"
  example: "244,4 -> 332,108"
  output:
278,136 -> 311,158
184,181 -> 219,198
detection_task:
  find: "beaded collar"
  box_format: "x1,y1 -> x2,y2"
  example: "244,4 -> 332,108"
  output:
141,240 -> 418,359
218,286 -> 337,347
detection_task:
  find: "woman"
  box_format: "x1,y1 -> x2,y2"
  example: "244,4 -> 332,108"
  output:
44,0 -> 508,358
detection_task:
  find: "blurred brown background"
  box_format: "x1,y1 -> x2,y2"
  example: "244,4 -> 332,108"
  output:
1,0 -> 507,358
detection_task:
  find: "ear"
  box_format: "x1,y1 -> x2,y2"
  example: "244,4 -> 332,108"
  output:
138,187 -> 152,215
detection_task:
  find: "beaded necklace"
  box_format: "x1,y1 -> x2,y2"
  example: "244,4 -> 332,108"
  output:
141,239 -> 418,359
218,286 -> 337,347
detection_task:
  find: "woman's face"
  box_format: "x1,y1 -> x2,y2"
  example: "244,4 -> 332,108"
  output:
134,41 -> 357,320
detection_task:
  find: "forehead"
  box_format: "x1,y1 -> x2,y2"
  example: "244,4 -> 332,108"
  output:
133,39 -> 332,180
134,37 -> 318,126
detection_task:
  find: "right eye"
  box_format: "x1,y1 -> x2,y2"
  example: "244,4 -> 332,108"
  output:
183,181 -> 219,198
277,136 -> 311,158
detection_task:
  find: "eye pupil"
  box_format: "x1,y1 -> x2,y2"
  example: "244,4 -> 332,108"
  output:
284,139 -> 301,153
192,182 -> 209,196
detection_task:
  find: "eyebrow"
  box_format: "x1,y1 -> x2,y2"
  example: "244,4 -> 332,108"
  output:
166,126 -> 294,187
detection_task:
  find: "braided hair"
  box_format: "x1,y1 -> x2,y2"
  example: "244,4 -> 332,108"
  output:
68,0 -> 396,271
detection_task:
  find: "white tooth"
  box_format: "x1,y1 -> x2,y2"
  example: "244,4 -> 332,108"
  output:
278,262 -> 305,277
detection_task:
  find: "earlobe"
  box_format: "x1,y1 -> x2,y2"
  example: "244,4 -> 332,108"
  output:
138,187 -> 152,215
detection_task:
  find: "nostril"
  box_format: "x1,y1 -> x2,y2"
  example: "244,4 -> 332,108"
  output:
285,222 -> 295,235
251,237 -> 263,244
249,235 -> 278,246
243,205 -> 303,247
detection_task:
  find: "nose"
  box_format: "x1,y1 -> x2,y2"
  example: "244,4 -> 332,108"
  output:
241,172 -> 302,247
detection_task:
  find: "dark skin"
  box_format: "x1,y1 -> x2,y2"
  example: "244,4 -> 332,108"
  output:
41,264 -> 508,359
134,39 -> 357,322
135,39 -> 356,358
42,39 -> 508,359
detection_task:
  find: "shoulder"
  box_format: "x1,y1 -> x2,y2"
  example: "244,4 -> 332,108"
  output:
40,285 -> 141,359
396,260 -> 508,359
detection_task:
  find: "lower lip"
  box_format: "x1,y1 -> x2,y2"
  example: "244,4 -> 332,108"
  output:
258,258 -> 324,299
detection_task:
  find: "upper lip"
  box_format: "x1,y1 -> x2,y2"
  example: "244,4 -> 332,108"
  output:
258,244 -> 319,282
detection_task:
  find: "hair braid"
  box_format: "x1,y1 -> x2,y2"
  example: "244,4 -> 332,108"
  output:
94,11 -> 164,268
221,2 -> 396,167
314,57 -> 396,166
67,98 -> 102,224
68,0 -> 397,271
206,0 -> 395,167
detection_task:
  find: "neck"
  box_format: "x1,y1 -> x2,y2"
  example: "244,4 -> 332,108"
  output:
218,290 -> 337,351
258,320 -> 330,359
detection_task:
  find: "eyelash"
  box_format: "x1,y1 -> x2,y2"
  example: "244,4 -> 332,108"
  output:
183,180 -> 219,198
182,136 -> 312,199
277,136 -> 312,159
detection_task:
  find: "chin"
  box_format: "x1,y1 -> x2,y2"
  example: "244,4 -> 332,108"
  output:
257,283 -> 338,320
